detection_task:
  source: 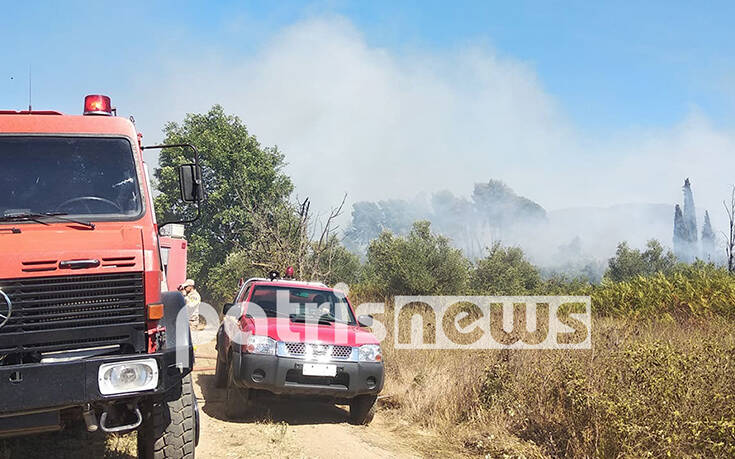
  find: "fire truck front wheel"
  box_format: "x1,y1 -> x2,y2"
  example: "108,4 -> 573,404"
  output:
138,373 -> 197,459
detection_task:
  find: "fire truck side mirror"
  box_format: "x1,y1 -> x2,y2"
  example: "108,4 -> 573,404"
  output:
179,164 -> 204,202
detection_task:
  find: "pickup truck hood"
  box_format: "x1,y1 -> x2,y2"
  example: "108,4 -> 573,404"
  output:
248,317 -> 379,346
0,223 -> 145,277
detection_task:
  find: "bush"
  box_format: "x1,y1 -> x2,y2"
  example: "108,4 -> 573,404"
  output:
593,263 -> 735,319
381,317 -> 735,458
540,272 -> 594,296
311,242 -> 362,287
470,243 -> 542,295
363,221 -> 469,296
605,239 -> 677,282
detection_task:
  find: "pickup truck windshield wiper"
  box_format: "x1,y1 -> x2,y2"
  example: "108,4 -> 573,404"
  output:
290,313 -> 335,326
0,212 -> 95,229
256,309 -> 293,319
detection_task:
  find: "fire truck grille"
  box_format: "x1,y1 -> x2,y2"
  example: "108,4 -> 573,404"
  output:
0,272 -> 146,355
283,342 -> 354,360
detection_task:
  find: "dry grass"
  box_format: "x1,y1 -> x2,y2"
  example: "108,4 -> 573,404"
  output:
3,296 -> 734,458
373,303 -> 735,458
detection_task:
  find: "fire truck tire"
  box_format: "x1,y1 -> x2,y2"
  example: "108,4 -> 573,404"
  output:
137,373 -> 197,459
224,354 -> 251,419
349,394 -> 377,425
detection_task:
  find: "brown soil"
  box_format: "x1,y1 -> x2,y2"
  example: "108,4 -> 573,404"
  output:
1,341 -> 424,458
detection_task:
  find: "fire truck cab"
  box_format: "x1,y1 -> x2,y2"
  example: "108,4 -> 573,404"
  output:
0,95 -> 202,458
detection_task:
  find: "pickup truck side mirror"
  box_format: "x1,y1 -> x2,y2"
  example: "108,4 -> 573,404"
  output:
222,302 -> 235,316
179,164 -> 203,202
357,314 -> 373,327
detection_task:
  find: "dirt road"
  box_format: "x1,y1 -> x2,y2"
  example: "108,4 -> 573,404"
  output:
1,343 -> 424,459
192,342 -> 420,459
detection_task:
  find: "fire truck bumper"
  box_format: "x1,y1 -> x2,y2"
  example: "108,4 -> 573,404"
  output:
0,347 -> 189,417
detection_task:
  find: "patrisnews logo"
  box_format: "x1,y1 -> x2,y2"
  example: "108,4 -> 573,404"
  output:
180,294 -> 592,368
394,296 -> 591,350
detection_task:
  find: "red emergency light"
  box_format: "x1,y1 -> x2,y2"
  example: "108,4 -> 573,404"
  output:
83,94 -> 113,116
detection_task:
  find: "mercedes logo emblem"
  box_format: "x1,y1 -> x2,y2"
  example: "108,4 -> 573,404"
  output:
0,289 -> 12,329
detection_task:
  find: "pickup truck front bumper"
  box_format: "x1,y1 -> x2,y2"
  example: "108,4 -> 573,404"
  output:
232,351 -> 384,398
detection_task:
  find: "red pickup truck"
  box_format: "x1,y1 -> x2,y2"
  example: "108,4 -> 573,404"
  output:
214,275 -> 384,424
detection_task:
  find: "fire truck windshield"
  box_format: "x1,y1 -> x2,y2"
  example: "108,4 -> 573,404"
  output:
0,136 -> 143,220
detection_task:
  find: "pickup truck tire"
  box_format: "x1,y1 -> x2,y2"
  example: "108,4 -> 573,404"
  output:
137,373 -> 197,459
349,394 -> 377,425
224,355 -> 251,419
213,350 -> 227,388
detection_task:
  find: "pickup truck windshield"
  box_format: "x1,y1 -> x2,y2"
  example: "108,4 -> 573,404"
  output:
0,136 -> 142,220
249,286 -> 357,326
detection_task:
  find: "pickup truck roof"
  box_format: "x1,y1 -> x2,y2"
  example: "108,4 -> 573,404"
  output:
243,278 -> 330,289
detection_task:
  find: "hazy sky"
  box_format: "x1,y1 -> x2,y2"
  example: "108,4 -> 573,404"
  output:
2,1 -> 735,231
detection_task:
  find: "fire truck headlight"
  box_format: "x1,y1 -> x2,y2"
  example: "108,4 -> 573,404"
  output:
98,359 -> 159,395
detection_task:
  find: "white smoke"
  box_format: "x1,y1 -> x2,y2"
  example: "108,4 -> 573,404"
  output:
124,16 -> 735,257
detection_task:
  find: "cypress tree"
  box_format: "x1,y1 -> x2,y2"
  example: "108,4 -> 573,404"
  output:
701,210 -> 715,261
682,178 -> 698,245
673,204 -> 690,261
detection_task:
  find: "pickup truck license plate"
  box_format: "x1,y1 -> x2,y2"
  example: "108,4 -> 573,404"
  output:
302,363 -> 337,377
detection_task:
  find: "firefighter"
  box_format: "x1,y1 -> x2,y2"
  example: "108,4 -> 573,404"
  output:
179,279 -> 201,329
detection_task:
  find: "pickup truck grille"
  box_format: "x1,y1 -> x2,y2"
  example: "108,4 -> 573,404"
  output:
0,272 -> 146,356
282,342 -> 354,360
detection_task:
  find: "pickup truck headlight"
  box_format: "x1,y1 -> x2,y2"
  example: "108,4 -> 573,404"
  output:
98,358 -> 159,395
245,334 -> 276,355
358,344 -> 382,362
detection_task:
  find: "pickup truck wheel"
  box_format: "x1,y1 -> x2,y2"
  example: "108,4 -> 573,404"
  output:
213,351 -> 227,388
224,355 -> 250,419
137,373 -> 197,459
349,395 -> 377,425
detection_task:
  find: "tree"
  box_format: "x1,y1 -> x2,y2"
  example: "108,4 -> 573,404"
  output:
724,186 -> 735,274
605,240 -> 677,282
469,243 -> 541,295
154,105 -> 293,300
363,221 -> 469,296
430,190 -> 483,259
673,179 -> 700,262
682,178 -> 698,243
314,242 -> 362,287
701,210 -> 715,261
673,204 -> 690,261
344,180 -> 547,262
205,232 -> 361,308
343,199 -> 428,255
245,195 -> 352,283
471,180 -> 546,236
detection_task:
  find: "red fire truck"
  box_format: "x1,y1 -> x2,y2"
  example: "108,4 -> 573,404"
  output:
160,225 -> 189,292
0,95 -> 202,458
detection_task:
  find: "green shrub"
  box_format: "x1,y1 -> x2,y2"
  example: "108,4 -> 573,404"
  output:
605,240 -> 677,282
592,264 -> 735,319
470,243 -> 542,295
363,221 -> 470,296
